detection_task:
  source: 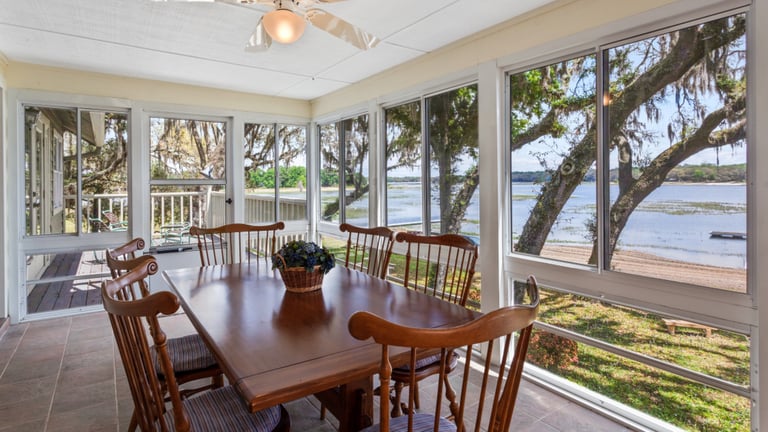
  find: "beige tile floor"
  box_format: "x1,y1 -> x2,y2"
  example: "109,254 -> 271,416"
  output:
0,312 -> 631,432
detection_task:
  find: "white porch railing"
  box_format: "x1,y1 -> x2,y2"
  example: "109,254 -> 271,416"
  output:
81,191 -> 307,240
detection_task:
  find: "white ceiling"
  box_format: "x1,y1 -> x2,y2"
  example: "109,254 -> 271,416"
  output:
0,0 -> 555,100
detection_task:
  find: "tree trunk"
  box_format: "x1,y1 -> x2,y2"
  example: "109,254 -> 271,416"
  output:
516,20 -> 744,256
446,165 -> 479,234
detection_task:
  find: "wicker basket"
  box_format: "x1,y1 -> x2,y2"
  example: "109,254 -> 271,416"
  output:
275,255 -> 325,293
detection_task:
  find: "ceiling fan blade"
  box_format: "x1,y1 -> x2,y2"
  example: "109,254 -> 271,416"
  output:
236,0 -> 279,4
151,0 -> 248,3
245,17 -> 273,52
295,0 -> 349,6
304,8 -> 379,50
151,0 -> 271,4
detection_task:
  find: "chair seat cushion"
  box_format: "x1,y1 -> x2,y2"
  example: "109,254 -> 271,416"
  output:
163,386 -> 283,431
153,334 -> 217,374
396,353 -> 442,371
393,350 -> 458,373
360,413 -> 456,432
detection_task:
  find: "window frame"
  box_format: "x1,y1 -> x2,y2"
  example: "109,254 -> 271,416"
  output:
14,98 -> 135,246
381,80 -> 481,237
11,90 -> 135,322
146,111 -> 231,247
242,121 -> 309,223
503,7 -> 754,334
317,112 -> 371,227
501,8 -> 754,429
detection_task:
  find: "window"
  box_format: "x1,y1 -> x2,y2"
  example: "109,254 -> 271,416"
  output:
425,85 -> 480,236
244,123 -> 308,223
22,104 -> 129,316
605,20 -> 747,291
149,116 -> 226,247
508,12 -> 748,431
382,87 -> 481,307
510,55 -> 597,264
385,101 -> 422,231
384,85 -> 480,238
24,106 -> 129,236
510,15 -> 747,292
319,114 -> 370,226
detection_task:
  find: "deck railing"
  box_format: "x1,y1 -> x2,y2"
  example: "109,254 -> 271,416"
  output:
81,191 -> 307,239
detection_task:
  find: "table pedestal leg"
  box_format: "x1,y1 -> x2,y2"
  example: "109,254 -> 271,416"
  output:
315,376 -> 373,432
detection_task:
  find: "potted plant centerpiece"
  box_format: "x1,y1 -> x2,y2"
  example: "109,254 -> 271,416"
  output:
272,240 -> 335,293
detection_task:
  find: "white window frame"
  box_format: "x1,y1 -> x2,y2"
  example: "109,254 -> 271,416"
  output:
242,121 -> 310,224
499,2 -> 756,430
8,90 -> 135,322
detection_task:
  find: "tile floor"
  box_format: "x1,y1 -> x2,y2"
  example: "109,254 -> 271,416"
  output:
0,312 -> 631,432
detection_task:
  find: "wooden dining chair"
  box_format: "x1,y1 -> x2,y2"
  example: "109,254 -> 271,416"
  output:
105,244 -> 223,431
189,222 -> 286,265
102,258 -> 290,432
348,275 -> 539,432
106,237 -> 144,263
388,231 -> 479,416
318,223 -> 396,421
339,223 -> 395,279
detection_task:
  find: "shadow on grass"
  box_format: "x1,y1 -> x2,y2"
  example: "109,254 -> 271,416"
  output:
534,349 -> 750,432
536,291 -> 749,384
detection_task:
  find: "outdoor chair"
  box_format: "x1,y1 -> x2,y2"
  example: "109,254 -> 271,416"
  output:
102,257 -> 290,432
387,231 -> 479,417
339,223 -> 395,279
160,222 -> 192,245
102,210 -> 128,231
105,245 -> 223,431
189,222 -> 286,266
348,275 -> 539,432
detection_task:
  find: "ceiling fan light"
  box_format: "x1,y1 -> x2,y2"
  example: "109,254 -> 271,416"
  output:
262,9 -> 306,44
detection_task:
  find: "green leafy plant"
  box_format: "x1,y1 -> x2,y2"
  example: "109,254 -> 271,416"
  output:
272,240 -> 335,274
526,330 -> 579,370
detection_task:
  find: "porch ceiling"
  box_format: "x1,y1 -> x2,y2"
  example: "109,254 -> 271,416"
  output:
0,0 -> 556,100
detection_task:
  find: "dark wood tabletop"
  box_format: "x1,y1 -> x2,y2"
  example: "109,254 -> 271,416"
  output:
162,261 -> 480,429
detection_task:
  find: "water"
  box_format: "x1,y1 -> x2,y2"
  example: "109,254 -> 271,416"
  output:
512,182 -> 746,269
316,182 -> 747,269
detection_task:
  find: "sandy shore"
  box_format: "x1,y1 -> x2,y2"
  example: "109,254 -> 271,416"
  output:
539,245 -> 746,292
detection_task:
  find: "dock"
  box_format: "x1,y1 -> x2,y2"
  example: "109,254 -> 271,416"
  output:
709,231 -> 747,240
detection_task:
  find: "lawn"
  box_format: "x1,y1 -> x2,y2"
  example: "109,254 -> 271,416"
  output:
321,238 -> 749,430
530,290 -> 750,431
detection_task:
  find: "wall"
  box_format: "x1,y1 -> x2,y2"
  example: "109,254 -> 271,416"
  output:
310,0 -> 689,116
0,52 -> 6,322
8,62 -> 311,118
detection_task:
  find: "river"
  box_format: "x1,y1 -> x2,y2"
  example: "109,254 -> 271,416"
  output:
320,182 -> 747,270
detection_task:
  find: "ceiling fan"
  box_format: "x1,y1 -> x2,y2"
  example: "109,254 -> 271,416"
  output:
155,0 -> 380,52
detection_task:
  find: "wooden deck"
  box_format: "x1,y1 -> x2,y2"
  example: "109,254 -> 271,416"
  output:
26,252 -> 105,314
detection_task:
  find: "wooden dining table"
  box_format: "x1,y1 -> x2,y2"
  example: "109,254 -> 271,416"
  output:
162,260 -> 480,431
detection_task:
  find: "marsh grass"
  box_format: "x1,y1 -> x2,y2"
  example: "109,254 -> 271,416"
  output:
639,200 -> 746,215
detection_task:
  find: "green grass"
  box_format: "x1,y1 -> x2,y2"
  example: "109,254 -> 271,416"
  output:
324,241 -> 748,430
533,290 -> 750,431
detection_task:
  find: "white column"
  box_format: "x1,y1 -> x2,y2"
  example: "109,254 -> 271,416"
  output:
477,60 -> 504,312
